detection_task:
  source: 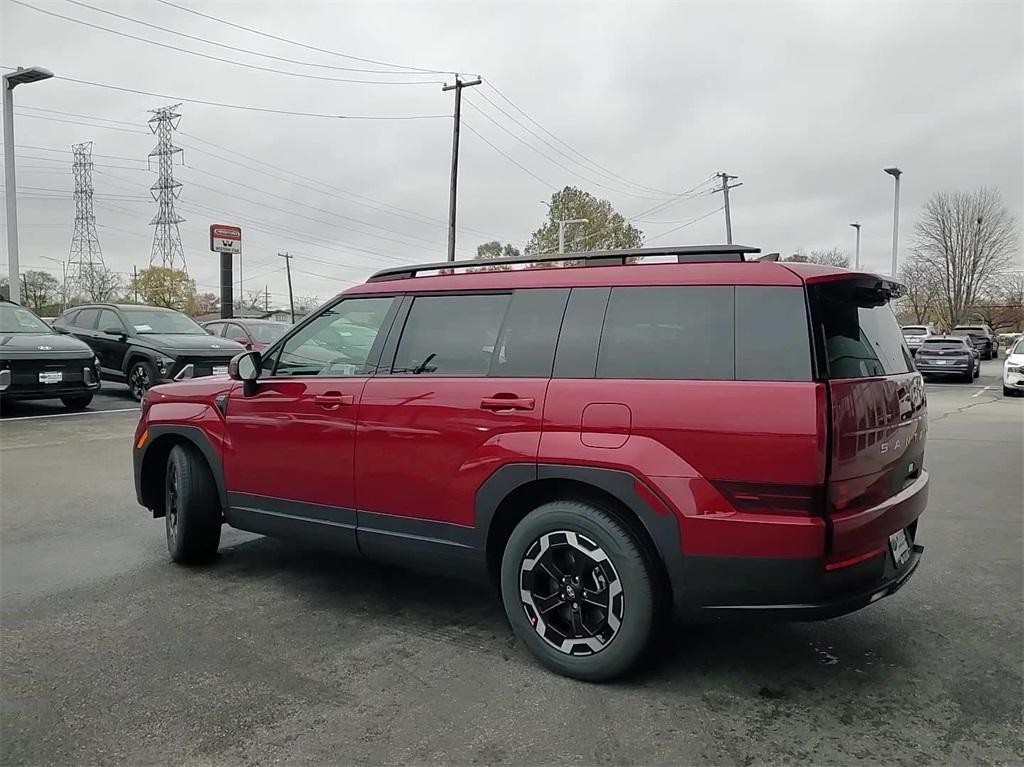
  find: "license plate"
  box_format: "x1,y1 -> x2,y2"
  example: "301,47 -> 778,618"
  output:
889,529 -> 911,567
935,359 -> 947,365
212,366 -> 228,376
38,371 -> 63,384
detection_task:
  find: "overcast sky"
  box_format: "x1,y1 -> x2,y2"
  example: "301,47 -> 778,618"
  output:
2,0 -> 1021,308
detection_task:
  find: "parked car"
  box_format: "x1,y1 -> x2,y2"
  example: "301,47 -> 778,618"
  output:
54,304 -> 245,401
132,245 -> 928,681
914,336 -> 980,382
901,324 -> 936,355
952,324 -> 998,359
1003,336 -> 1024,396
202,318 -> 289,352
0,299 -> 100,409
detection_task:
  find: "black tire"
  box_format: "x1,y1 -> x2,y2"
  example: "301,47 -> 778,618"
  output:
962,369 -> 974,383
500,500 -> 658,682
128,359 -> 156,402
60,393 -> 93,410
164,443 -> 222,564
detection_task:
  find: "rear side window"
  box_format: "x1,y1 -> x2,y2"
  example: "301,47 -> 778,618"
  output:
810,282 -> 913,378
735,286 -> 812,381
393,294 -> 510,376
74,308 -> 100,330
597,287 -> 734,380
489,289 -> 569,378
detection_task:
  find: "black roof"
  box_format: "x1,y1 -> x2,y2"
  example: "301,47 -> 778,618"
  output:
368,244 -> 761,282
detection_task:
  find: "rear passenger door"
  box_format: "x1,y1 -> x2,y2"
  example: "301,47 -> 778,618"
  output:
63,307 -> 101,353
355,289 -> 568,557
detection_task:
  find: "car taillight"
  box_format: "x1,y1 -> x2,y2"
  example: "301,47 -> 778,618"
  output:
711,481 -> 824,516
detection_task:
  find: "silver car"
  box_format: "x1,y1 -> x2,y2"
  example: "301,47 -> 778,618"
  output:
902,324 -> 937,355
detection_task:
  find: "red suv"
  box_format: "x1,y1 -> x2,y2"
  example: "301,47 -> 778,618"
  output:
133,245 -> 928,681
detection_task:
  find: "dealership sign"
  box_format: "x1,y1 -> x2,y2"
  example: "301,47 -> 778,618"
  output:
209,224 -> 241,254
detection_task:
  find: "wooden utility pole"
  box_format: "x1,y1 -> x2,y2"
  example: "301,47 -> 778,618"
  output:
442,76 -> 481,262
278,252 -> 295,323
713,172 -> 742,244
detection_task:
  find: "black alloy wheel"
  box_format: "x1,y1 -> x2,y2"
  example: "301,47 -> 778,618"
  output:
128,360 -> 155,402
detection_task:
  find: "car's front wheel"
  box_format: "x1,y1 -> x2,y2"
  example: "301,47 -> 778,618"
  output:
164,443 -> 222,564
128,360 -> 156,402
500,500 -> 658,682
60,393 -> 93,410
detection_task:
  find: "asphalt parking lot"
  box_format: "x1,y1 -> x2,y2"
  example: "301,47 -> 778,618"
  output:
1,360 -> 1021,766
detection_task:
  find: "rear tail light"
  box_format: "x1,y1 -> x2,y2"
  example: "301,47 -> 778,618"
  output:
711,481 -> 824,516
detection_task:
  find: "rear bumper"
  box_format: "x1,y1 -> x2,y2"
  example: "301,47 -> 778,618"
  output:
916,363 -> 971,376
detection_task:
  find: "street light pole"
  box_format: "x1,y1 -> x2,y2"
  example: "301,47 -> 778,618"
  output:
557,218 -> 588,254
849,222 -> 861,270
3,66 -> 54,305
884,167 -> 902,276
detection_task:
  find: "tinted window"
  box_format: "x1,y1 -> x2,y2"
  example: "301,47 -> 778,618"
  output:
553,287 -> 610,378
902,326 -> 928,336
249,323 -> 288,343
97,309 -> 125,333
59,309 -> 80,326
922,340 -> 967,350
0,303 -> 52,334
223,323 -> 249,343
393,294 -> 510,376
489,289 -> 569,378
811,282 -> 913,379
122,309 -> 203,334
74,308 -> 100,330
597,287 -> 734,380
735,286 -> 812,381
275,296 -> 394,377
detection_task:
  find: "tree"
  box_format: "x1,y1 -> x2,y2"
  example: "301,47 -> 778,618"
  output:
526,187 -> 643,256
0,277 -> 9,301
131,267 -> 197,312
912,187 -> 1017,328
294,295 -> 320,314
970,272 -> 1024,333
784,248 -> 850,268
472,241 -> 521,272
194,292 -> 220,315
20,270 -> 60,313
73,263 -> 123,303
897,255 -> 943,324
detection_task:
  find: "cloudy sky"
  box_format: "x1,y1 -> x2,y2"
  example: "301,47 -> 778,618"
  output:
2,0 -> 1021,308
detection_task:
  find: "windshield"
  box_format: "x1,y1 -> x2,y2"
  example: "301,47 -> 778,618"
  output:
249,323 -> 288,343
1012,338 -> 1024,355
921,340 -> 968,351
902,327 -> 928,336
0,304 -> 53,334
122,309 -> 204,335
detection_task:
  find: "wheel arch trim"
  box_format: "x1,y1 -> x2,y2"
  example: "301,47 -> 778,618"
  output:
135,424 -> 227,516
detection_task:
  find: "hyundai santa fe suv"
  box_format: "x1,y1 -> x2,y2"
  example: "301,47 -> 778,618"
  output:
133,245 -> 929,681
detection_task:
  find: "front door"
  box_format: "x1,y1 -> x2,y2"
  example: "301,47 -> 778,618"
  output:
95,308 -> 130,375
222,295 -> 399,553
355,289 -> 567,562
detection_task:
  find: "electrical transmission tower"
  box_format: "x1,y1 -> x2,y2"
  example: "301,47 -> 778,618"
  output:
147,103 -> 186,271
67,141 -> 106,297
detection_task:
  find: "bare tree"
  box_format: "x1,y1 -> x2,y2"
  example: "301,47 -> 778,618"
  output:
784,248 -> 850,268
912,187 -> 1017,328
897,255 -> 943,324
74,263 -> 124,303
970,271 -> 1024,332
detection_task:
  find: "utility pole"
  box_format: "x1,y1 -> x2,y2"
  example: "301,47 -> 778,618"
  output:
442,75 -> 481,262
67,142 -> 106,297
132,265 -> 138,302
279,252 -> 295,323
265,284 -> 269,313
712,172 -> 742,244
558,218 -> 589,254
850,222 -> 861,270
148,104 -> 187,271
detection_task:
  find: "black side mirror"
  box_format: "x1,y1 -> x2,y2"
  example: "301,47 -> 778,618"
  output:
228,350 -> 262,396
104,327 -> 126,339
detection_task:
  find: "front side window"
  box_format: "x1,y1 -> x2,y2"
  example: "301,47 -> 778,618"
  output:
597,286 -> 735,380
274,296 -> 395,377
811,281 -> 913,379
392,294 -> 511,376
0,303 -> 52,334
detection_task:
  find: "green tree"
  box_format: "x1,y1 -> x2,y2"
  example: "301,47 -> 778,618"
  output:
20,270 -> 60,313
526,187 -> 643,256
473,241 -> 521,271
130,267 -> 197,312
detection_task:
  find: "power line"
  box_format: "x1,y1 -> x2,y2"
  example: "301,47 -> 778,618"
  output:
64,0 -> 445,76
473,88 -> 676,197
18,105 -> 144,127
461,120 -> 556,189
2,142 -> 148,162
16,112 -> 150,134
10,2 -> 444,86
153,0 -> 463,76
646,206 -> 725,241
464,99 -> 668,201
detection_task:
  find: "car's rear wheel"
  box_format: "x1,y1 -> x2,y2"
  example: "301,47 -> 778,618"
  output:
60,393 -> 93,410
128,359 -> 156,402
962,369 -> 974,383
500,500 -> 657,682
164,443 -> 221,564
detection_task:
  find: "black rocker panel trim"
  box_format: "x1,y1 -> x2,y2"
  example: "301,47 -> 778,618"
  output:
135,424 -> 228,511
226,491 -> 359,555
356,509 -> 486,578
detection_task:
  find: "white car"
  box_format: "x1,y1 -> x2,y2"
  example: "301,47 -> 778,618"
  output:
1004,336 -> 1024,396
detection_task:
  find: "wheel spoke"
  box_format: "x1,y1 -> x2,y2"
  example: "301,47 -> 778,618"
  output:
569,607 -> 592,637
539,560 -> 565,583
582,593 -> 607,609
532,591 -> 565,616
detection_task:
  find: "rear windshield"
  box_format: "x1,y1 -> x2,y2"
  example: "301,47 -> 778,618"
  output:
922,340 -> 967,350
954,326 -> 986,335
902,327 -> 928,336
810,281 -> 913,379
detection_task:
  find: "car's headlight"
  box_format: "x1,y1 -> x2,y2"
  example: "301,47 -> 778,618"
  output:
1007,365 -> 1021,373
155,355 -> 175,375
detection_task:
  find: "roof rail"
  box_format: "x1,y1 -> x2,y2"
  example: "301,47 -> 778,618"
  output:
368,244 -> 761,282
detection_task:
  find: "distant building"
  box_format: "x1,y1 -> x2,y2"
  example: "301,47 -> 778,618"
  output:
193,307 -> 307,324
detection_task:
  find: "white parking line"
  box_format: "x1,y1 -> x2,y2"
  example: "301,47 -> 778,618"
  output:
971,386 -> 993,398
0,407 -> 138,422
